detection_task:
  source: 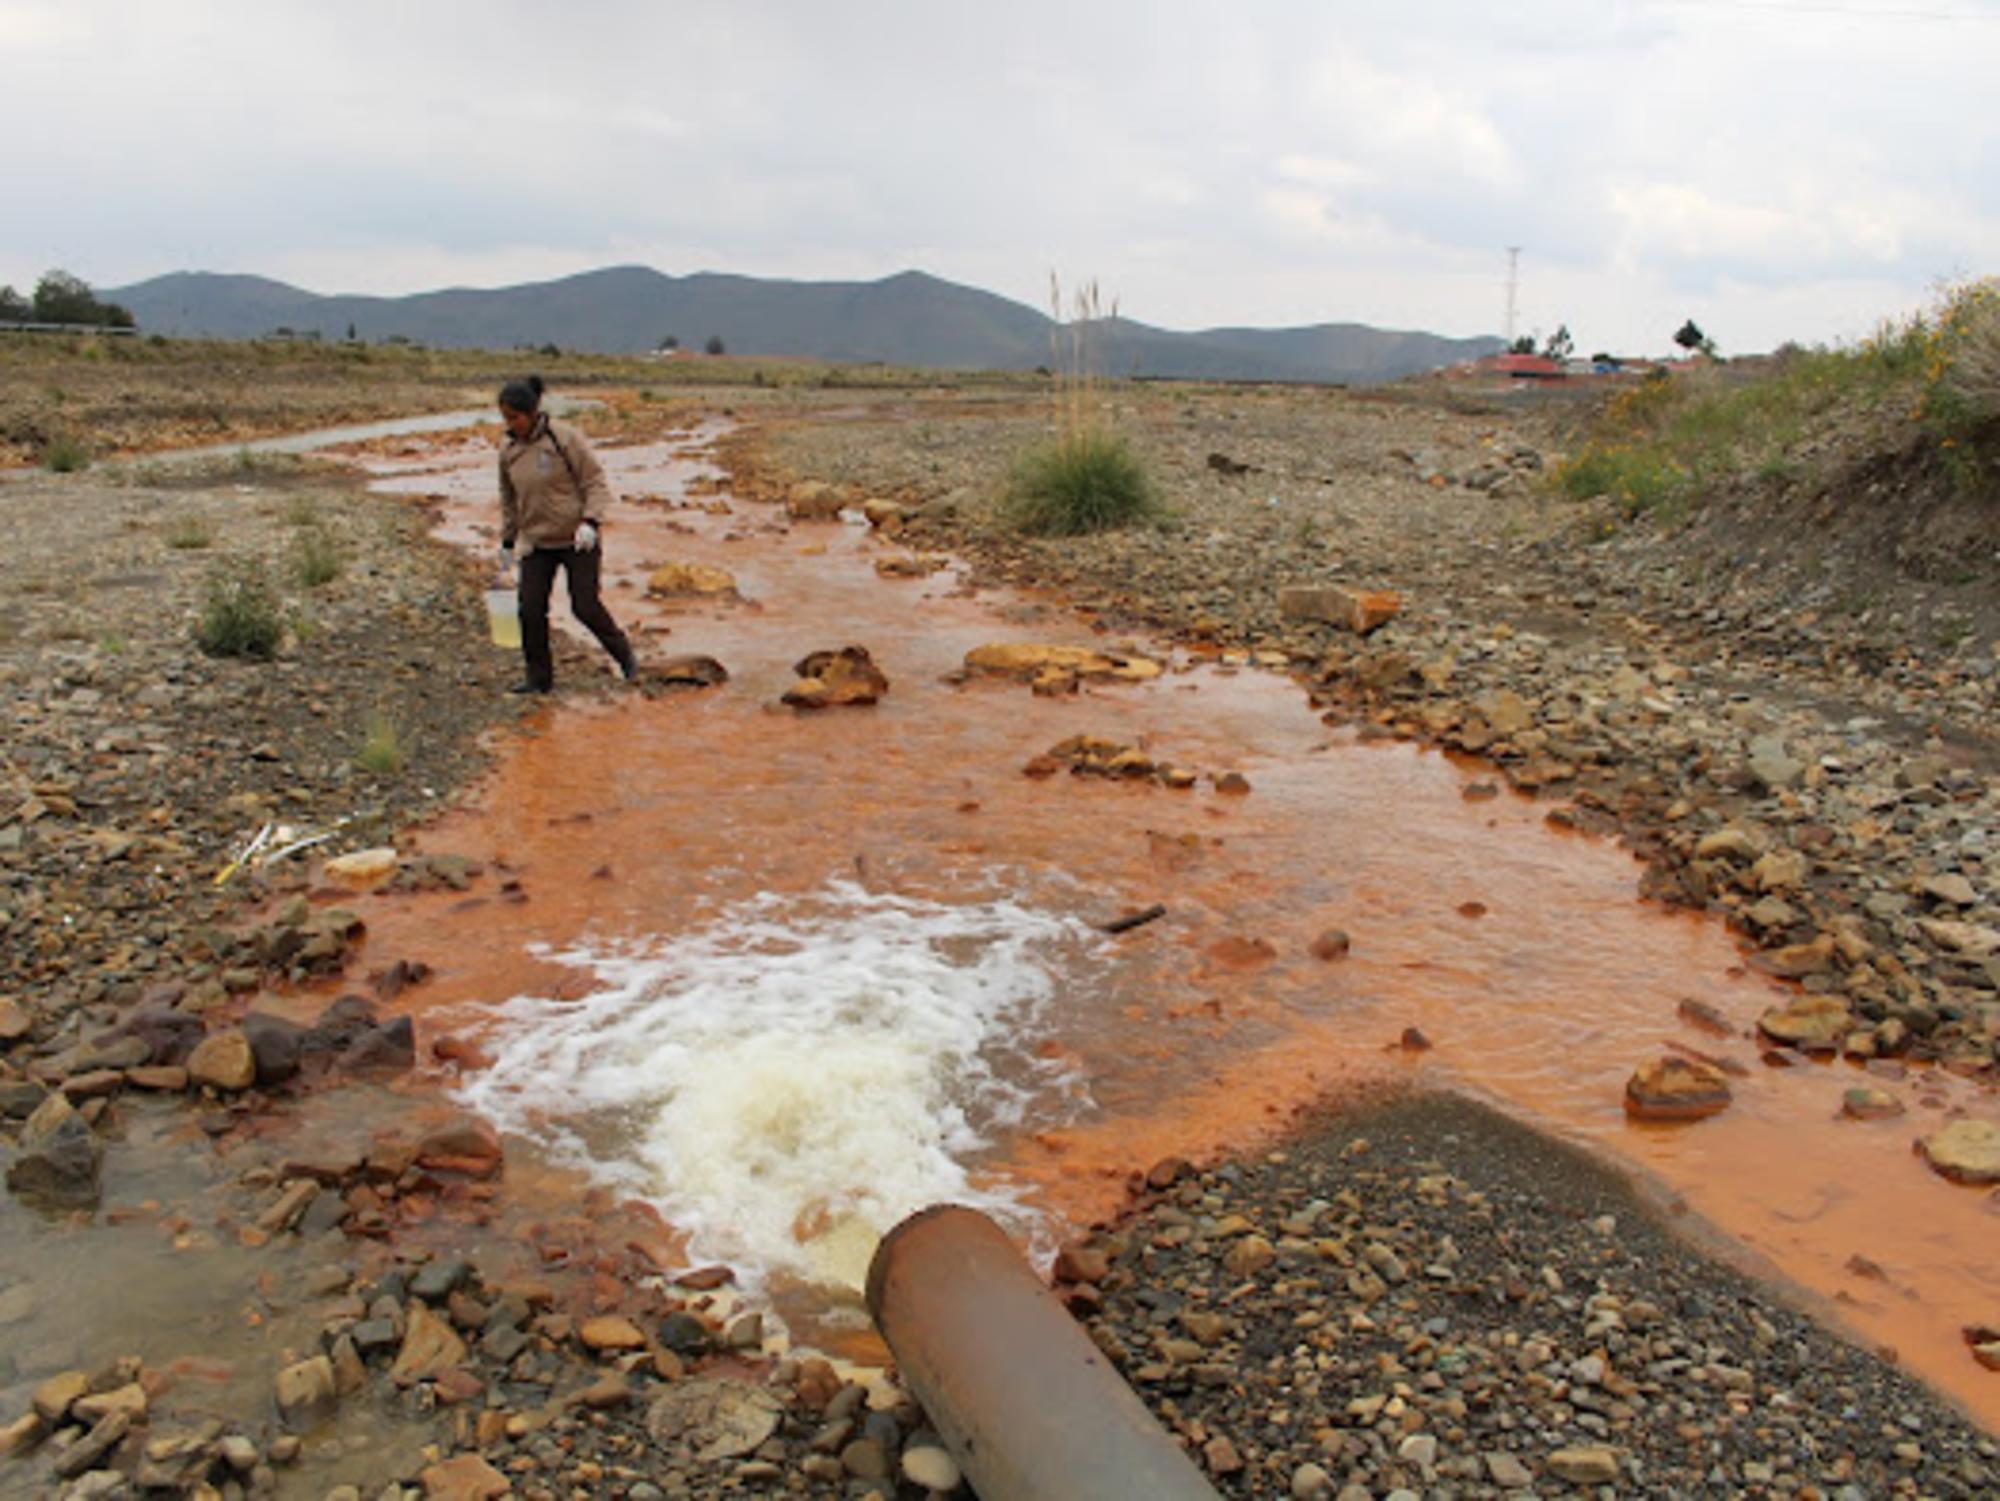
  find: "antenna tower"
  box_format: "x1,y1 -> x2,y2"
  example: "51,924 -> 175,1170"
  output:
1504,246 -> 1521,346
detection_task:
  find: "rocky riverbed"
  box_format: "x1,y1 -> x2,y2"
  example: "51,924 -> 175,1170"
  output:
2,378 -> 1997,1499
751,386 -> 2000,1075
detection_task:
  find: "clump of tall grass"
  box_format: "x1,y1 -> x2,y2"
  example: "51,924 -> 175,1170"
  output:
1002,276 -> 1161,537
292,526 -> 343,587
165,515 -> 215,550
41,434 -> 90,472
193,558 -> 284,659
354,713 -> 406,775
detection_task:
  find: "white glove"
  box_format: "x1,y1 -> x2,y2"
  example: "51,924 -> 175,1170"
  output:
574,521 -> 599,553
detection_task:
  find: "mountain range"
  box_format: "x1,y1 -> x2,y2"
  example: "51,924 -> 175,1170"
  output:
106,266 -> 1502,385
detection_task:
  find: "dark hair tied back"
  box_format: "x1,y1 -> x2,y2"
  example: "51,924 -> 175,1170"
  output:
498,373 -> 546,415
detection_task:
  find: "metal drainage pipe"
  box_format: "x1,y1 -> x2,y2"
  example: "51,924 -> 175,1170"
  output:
866,1204 -> 1221,1501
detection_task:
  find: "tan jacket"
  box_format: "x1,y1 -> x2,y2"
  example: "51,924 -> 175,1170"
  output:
499,416 -> 613,549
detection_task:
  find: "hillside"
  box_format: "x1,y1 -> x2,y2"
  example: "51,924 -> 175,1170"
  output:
105,266 -> 1500,384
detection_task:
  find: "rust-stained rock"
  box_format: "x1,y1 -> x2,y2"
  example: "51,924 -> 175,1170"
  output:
1752,933 -> 1838,980
323,847 -> 400,890
417,1114 -> 504,1178
579,1315 -> 648,1352
1842,1086 -> 1905,1121
393,1303 -> 468,1385
1757,994 -> 1850,1048
646,561 -> 739,598
1917,1119 -> 2000,1185
186,1029 -> 257,1091
784,481 -> 847,520
965,642 -> 1164,683
1278,584 -> 1402,635
1624,1056 -> 1732,1121
861,498 -> 907,531
651,654 -> 729,688
874,554 -> 945,578
419,1452 -> 512,1500
783,646 -> 888,709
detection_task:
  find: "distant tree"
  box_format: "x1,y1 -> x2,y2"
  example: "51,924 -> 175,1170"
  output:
29,269 -> 133,327
345,322 -> 358,342
1542,323 -> 1574,362
704,334 -> 725,356
1508,335 -> 1536,355
1589,351 -> 1613,365
658,334 -> 679,351
0,285 -> 27,322
1674,318 -> 1713,357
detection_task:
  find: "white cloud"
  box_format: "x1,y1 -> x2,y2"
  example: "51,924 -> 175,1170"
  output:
2,1 -> 1996,356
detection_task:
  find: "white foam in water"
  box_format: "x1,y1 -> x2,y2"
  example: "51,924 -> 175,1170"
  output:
456,882 -> 1096,1290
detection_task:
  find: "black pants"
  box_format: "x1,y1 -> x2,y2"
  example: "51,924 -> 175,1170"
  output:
518,546 -> 633,690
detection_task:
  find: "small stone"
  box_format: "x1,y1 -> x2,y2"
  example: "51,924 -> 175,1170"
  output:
274,1355 -> 338,1431
1222,1234 -> 1276,1278
1309,928 -> 1351,961
575,1373 -> 632,1409
658,1310 -> 711,1354
1203,1435 -> 1244,1474
6,1092 -> 102,1208
71,1382 -> 146,1424
1484,1451 -> 1533,1489
724,1311 -> 763,1349
186,1029 -> 257,1091
579,1315 -> 647,1352
1624,1056 -> 1732,1121
391,1302 -> 468,1384
418,1452 -> 511,1501
901,1444 -> 962,1491
840,1438 -> 890,1480
0,1411 -> 44,1458
1918,1120 -> 2000,1185
33,1370 -> 91,1423
324,847 -> 400,890
1758,994 -> 1850,1047
1547,1445 -> 1620,1484
0,996 -> 32,1042
1843,1086 -> 1905,1121
1291,1461 -> 1334,1499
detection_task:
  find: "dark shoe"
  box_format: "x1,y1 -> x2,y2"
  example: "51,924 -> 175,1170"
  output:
509,680 -> 552,695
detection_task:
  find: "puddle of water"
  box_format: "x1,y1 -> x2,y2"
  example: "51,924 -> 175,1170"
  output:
337,427 -> 2000,1430
0,1101 -> 434,1500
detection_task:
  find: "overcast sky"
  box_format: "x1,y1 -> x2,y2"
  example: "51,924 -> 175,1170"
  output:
4,0 -> 1996,355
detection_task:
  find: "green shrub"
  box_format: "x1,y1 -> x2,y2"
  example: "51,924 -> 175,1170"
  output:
165,516 -> 214,550
194,559 -> 284,659
293,526 -> 342,587
355,713 -> 406,775
1002,429 -> 1161,536
41,435 -> 90,472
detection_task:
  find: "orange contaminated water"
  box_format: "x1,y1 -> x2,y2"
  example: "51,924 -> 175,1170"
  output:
340,427 -> 2000,1431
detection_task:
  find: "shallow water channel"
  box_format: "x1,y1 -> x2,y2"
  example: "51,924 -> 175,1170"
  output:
334,424 -> 2000,1429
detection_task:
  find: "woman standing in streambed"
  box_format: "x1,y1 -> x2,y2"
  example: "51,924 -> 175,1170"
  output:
496,375 -> 637,693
